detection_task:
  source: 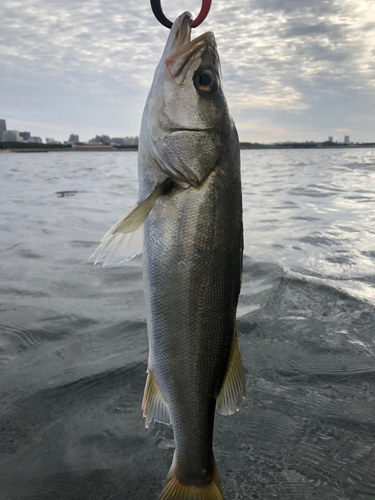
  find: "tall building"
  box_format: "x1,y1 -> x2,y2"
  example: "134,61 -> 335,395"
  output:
0,119 -> 6,139
90,134 -> 110,144
328,136 -> 333,142
2,130 -> 23,142
68,134 -> 79,144
19,132 -> 31,141
344,135 -> 350,144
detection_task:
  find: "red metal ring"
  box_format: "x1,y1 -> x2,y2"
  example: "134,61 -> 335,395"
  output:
192,0 -> 212,28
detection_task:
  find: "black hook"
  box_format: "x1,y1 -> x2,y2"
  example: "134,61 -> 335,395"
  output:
150,0 -> 212,29
150,0 -> 173,29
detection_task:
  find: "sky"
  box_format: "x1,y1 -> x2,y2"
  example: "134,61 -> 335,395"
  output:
1,0 -> 375,143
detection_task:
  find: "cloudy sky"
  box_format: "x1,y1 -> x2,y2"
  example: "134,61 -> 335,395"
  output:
1,0 -> 375,143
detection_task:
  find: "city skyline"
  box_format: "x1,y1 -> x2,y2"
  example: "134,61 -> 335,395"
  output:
0,118 -> 362,145
0,118 -> 140,145
2,0 -> 375,143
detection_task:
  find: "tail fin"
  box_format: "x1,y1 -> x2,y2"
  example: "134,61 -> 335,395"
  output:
159,459 -> 224,500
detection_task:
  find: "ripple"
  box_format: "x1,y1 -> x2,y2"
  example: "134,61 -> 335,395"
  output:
55,190 -> 79,197
2,149 -> 375,499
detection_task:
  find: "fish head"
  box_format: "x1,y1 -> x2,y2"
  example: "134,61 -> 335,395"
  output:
143,12 -> 232,187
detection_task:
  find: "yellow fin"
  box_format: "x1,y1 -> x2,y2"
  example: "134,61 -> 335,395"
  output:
216,328 -> 246,416
159,460 -> 223,500
142,370 -> 171,428
89,177 -> 173,266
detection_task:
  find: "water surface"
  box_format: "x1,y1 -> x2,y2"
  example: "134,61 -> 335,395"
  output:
1,149 -> 375,499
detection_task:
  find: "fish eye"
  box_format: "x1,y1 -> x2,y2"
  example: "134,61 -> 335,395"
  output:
195,70 -> 217,93
199,73 -> 212,86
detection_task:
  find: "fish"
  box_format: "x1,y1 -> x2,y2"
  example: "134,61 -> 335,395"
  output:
90,11 -> 245,500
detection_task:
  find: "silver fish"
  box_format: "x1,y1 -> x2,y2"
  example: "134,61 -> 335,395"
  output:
90,11 -> 245,500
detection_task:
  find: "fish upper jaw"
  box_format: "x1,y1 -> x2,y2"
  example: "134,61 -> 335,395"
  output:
163,11 -> 215,79
166,32 -> 215,79
169,11 -> 192,52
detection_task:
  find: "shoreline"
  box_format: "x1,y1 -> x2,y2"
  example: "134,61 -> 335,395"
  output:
0,147 -> 138,153
1,144 -> 375,153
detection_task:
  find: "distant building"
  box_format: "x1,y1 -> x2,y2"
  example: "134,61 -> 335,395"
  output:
110,138 -> 125,146
90,134 -> 111,144
68,134 -> 79,144
19,131 -> 31,141
2,130 -> 23,142
86,135 -> 139,146
328,136 -> 333,142
0,119 -> 6,139
110,136 -> 139,146
46,138 -> 61,144
29,136 -> 43,143
124,136 -> 139,146
344,135 -> 350,144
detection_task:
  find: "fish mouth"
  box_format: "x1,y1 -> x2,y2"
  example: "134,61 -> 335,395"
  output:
165,12 -> 214,78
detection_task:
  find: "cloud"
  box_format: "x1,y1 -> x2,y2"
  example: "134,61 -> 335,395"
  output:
1,0 -> 375,142
211,0 -> 375,142
251,0 -> 340,15
227,85 -> 309,112
280,21 -> 345,38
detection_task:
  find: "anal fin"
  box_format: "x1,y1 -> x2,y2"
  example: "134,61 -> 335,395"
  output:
216,327 -> 246,416
142,370 -> 171,428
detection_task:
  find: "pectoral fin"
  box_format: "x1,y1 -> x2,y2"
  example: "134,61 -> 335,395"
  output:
89,178 -> 173,266
216,328 -> 246,415
142,369 -> 171,428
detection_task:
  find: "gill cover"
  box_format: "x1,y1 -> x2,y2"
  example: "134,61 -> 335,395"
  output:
143,11 -> 227,188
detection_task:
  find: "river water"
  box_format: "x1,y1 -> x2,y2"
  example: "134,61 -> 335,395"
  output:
1,149 -> 375,499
